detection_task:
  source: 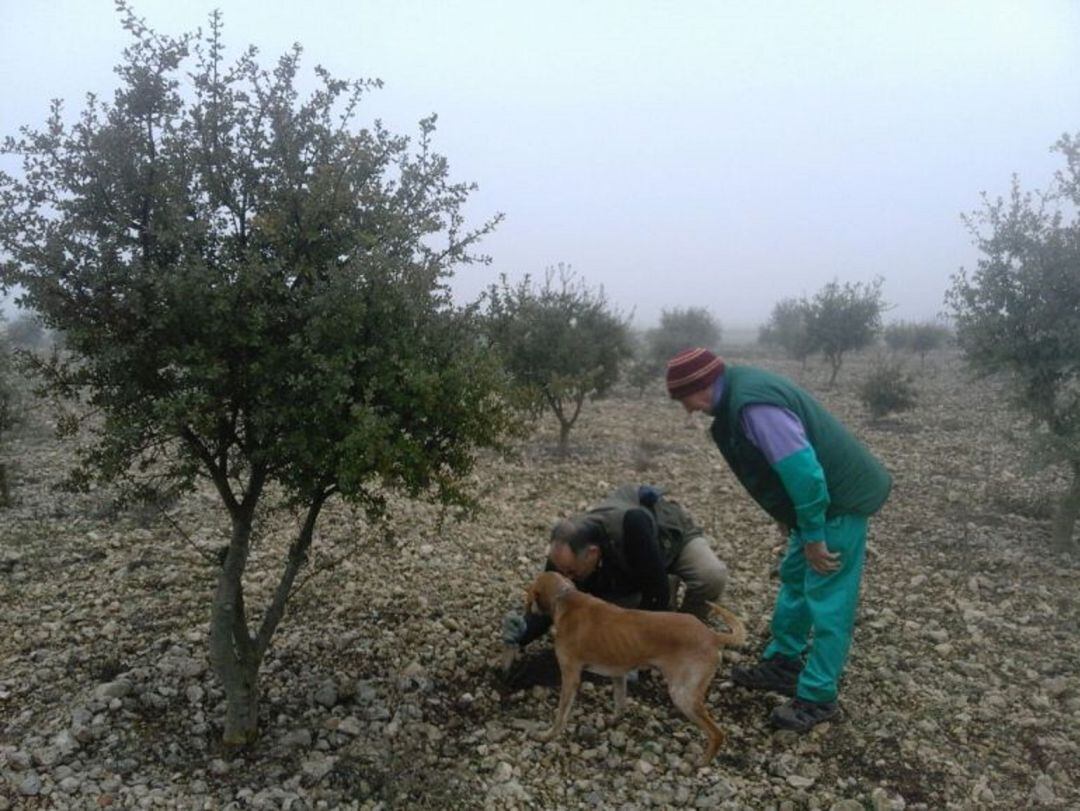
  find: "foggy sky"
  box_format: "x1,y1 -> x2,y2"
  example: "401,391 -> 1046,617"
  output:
2,0 -> 1078,330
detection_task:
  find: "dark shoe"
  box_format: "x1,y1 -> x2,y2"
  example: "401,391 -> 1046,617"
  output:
731,655 -> 802,696
770,697 -> 839,732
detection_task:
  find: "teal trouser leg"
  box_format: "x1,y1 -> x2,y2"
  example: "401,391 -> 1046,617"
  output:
763,530 -> 813,661
763,514 -> 868,703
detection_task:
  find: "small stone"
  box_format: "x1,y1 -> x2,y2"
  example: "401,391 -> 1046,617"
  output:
830,801 -> 864,811
18,772 -> 42,796
493,761 -> 513,783
338,716 -> 363,736
636,759 -> 654,775
1032,773 -> 1056,806
313,680 -> 338,708
398,661 -> 430,692
209,758 -> 230,775
94,680 -> 131,700
787,774 -> 815,788
73,725 -> 94,744
4,750 -> 31,771
59,776 -> 82,792
301,752 -> 336,782
159,654 -> 205,679
871,786 -> 905,810
355,682 -> 378,704
185,685 -> 205,703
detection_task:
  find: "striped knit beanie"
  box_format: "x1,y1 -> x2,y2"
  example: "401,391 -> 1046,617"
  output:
665,348 -> 725,400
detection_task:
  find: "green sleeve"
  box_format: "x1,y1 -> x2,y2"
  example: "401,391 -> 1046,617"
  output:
772,445 -> 830,542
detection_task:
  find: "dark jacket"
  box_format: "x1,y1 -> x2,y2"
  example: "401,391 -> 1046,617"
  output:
518,484 -> 702,646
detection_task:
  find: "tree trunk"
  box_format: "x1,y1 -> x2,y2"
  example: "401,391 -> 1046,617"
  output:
209,490 -> 326,746
558,420 -> 571,456
210,515 -> 261,747
220,658 -> 260,745
1051,461 -> 1080,553
827,354 -> 842,387
552,390 -> 586,457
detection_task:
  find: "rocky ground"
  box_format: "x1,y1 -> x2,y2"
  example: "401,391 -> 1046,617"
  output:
1,350 -> 1078,810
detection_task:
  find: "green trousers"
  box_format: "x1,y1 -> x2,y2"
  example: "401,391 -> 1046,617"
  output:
763,514 -> 868,703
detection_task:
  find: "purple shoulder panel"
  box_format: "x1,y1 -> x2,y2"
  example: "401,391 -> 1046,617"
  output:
739,403 -> 809,466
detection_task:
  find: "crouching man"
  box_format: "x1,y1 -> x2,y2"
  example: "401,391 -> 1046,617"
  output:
502,484 -> 730,650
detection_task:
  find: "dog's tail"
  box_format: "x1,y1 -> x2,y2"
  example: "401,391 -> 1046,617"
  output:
706,602 -> 747,648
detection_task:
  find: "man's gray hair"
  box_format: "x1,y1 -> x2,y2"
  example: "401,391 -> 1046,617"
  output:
549,517 -> 599,556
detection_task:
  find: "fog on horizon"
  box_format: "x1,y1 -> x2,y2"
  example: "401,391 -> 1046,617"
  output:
2,0 -> 1078,331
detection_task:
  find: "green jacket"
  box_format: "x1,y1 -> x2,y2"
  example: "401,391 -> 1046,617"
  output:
709,366 -> 891,527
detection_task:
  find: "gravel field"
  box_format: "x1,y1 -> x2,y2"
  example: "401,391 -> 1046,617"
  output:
2,351 -> 1078,810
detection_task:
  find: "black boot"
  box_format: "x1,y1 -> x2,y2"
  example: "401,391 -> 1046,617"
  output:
730,655 -> 802,696
770,697 -> 839,732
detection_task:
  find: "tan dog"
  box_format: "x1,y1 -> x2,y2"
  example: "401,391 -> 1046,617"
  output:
524,570 -> 746,765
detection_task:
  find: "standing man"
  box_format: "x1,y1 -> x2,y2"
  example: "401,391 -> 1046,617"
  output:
665,348 -> 891,732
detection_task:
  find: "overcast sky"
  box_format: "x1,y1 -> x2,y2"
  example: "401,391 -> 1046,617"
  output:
2,1 -> 1078,329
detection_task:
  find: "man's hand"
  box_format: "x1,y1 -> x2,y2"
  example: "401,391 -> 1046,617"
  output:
501,610 -> 527,646
804,540 -> 840,574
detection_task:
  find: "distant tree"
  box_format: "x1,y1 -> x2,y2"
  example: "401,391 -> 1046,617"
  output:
0,6 -> 513,743
5,312 -> 47,349
486,266 -> 631,453
908,322 -> 951,364
946,133 -> 1080,553
884,320 -> 951,365
882,322 -> 909,352
647,307 -> 722,369
759,297 -> 812,367
804,278 -> 887,386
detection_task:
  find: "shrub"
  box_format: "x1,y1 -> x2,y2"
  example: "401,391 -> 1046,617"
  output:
858,361 -> 917,419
